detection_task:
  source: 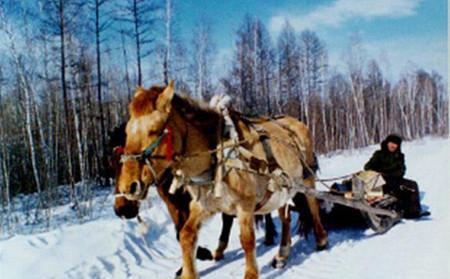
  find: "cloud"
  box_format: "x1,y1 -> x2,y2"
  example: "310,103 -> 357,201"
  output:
269,0 -> 422,32
326,34 -> 448,81
364,35 -> 447,79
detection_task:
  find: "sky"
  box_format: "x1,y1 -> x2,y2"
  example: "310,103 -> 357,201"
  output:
176,0 -> 448,81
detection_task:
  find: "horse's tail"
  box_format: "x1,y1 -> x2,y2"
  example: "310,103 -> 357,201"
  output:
295,153 -> 319,238
302,153 -> 319,179
293,193 -> 314,238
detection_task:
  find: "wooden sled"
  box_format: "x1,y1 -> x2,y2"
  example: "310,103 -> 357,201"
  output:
294,171 -> 401,234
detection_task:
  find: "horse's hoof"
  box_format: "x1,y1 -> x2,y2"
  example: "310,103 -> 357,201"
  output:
196,246 -> 213,260
213,251 -> 225,261
271,257 -> 287,269
174,267 -> 182,278
316,241 -> 328,251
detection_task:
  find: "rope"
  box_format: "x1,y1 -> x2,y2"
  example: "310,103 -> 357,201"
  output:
174,138 -> 250,160
316,174 -> 354,182
297,155 -> 354,194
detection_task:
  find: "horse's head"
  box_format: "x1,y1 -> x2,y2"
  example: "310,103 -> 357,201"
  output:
114,81 -> 175,219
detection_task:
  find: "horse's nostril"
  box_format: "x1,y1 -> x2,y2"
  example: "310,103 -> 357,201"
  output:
130,181 -> 139,194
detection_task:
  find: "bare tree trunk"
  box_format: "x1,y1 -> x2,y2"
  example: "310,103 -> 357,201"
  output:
132,0 -> 142,86
22,74 -> 42,194
120,29 -> 132,100
41,32 -> 57,193
0,150 -> 10,210
0,84 -> 11,217
197,42 -> 204,100
320,98 -> 329,152
163,0 -> 172,85
95,0 -> 107,184
69,73 -> 87,216
1,22 -> 42,196
350,81 -> 369,146
29,88 -> 50,197
58,0 -> 77,206
52,91 -> 60,190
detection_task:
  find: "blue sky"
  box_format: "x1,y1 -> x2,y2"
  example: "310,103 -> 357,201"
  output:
176,0 -> 448,81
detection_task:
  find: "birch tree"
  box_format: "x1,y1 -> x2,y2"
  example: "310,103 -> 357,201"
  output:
277,21 -> 301,117
298,30 -> 327,142
163,0 -> 172,85
190,18 -> 215,101
91,0 -> 113,181
117,0 -> 160,86
344,33 -> 370,147
0,12 -> 42,197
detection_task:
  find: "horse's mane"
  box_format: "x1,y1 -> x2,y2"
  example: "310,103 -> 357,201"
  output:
173,94 -> 221,123
172,94 -> 223,148
129,86 -> 163,117
129,85 -> 225,147
130,85 -> 222,122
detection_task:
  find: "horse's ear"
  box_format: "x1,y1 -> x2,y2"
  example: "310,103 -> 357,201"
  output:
156,80 -> 175,113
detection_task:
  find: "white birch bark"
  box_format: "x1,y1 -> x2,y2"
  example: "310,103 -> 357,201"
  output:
0,18 -> 42,195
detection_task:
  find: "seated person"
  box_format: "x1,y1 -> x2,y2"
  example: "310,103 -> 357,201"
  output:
364,134 -> 430,219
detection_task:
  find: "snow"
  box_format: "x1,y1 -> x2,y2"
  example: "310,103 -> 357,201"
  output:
1,137 -> 449,279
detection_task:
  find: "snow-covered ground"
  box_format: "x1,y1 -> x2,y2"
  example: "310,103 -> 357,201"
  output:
1,137 -> 449,279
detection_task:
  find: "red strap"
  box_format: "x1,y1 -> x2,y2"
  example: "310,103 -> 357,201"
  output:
114,146 -> 125,155
163,126 -> 174,161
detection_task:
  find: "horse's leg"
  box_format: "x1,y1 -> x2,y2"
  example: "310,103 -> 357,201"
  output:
157,188 -> 189,279
237,209 -> 258,279
156,185 -> 187,236
179,201 -> 206,279
304,176 -> 328,250
157,185 -> 213,277
271,205 -> 291,268
214,213 -> 234,260
264,213 -> 277,246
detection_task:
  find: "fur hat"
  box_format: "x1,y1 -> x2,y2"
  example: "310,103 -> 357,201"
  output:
384,134 -> 402,145
381,134 -> 403,152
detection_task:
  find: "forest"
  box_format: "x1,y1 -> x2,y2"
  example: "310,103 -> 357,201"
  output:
0,0 -> 447,222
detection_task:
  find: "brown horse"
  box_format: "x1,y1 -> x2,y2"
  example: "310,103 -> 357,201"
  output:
115,82 -> 327,279
108,124 -> 216,265
108,123 -> 278,261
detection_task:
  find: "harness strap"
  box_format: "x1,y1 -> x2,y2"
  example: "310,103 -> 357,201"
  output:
255,190 -> 273,212
259,135 -> 279,173
145,158 -> 160,185
143,129 -> 169,158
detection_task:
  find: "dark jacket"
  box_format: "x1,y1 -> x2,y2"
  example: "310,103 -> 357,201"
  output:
364,135 -> 406,180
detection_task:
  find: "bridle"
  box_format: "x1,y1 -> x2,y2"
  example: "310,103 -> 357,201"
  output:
116,121 -> 174,199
